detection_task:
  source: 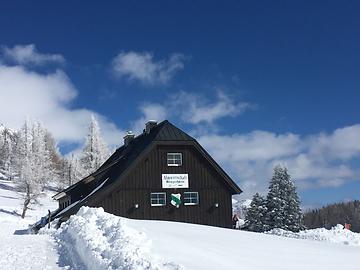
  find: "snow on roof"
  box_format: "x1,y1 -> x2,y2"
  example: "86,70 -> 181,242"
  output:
55,178 -> 109,218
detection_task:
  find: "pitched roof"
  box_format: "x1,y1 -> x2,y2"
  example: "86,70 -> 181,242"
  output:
53,120 -> 242,218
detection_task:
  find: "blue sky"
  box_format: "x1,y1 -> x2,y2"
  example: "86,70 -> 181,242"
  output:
0,1 -> 359,208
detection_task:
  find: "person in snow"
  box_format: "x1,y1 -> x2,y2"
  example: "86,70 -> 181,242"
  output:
232,214 -> 239,229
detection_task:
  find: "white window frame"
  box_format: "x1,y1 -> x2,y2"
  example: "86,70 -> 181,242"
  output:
184,192 -> 199,206
150,192 -> 166,206
167,152 -> 182,167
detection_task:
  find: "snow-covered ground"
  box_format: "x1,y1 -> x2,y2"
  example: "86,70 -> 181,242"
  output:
44,207 -> 359,270
0,179 -> 60,269
0,179 -> 359,270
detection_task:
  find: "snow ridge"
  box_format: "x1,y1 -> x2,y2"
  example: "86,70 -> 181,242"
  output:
266,224 -> 360,246
49,207 -> 182,270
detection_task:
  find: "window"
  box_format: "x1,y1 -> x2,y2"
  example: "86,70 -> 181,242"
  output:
61,200 -> 71,209
150,192 -> 166,206
184,192 -> 199,205
167,153 -> 182,166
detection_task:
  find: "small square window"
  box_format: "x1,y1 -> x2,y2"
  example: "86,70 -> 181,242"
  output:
167,153 -> 182,166
184,192 -> 199,205
150,192 -> 166,206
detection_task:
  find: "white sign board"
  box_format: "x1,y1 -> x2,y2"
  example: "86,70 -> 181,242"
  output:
162,174 -> 189,189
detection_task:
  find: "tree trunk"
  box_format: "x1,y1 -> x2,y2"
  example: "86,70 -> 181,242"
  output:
21,198 -> 30,219
21,185 -> 31,219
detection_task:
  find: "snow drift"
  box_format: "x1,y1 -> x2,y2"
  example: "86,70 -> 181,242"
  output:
43,206 -> 359,270
266,224 -> 360,246
47,207 -> 181,270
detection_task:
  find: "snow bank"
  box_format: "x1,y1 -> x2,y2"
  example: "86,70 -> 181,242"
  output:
40,206 -> 359,270
266,224 -> 360,246
48,207 -> 181,270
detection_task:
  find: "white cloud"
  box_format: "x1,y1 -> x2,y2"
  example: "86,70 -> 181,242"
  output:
2,44 -> 65,66
0,64 -> 123,148
129,91 -> 360,199
197,125 -> 360,199
112,51 -> 185,85
171,91 -> 252,125
199,131 -> 302,162
307,125 -> 360,160
130,91 -> 251,133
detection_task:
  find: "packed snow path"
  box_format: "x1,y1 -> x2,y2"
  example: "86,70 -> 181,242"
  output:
0,220 -> 60,270
0,180 -> 60,269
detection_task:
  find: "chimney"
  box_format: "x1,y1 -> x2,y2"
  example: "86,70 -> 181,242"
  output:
145,120 -> 157,134
123,131 -> 135,146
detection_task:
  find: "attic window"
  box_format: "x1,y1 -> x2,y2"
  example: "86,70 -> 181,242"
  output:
167,153 -> 182,166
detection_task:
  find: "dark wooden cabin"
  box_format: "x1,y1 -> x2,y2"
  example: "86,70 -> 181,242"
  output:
53,120 -> 242,228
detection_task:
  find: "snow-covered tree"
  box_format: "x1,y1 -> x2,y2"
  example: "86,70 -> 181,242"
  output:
44,131 -> 62,173
13,119 -> 58,218
245,193 -> 267,232
232,198 -> 252,219
284,175 -> 303,232
31,122 -> 51,189
13,119 -> 41,218
80,115 -> 110,176
61,154 -> 85,187
265,165 -> 302,232
0,125 -> 16,177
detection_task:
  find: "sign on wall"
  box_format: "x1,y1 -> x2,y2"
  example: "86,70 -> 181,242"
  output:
162,174 -> 189,188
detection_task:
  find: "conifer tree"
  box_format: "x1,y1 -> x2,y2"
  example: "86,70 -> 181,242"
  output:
265,165 -> 302,232
80,115 -> 110,176
284,174 -> 303,232
245,193 -> 267,232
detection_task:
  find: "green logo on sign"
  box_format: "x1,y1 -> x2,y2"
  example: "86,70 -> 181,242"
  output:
171,193 -> 181,208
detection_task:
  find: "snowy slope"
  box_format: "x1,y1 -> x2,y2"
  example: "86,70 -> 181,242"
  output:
0,179 -> 60,269
44,207 -> 359,270
1,179 -> 359,270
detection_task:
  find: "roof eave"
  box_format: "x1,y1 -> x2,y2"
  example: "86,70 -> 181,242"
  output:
52,192 -> 66,200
